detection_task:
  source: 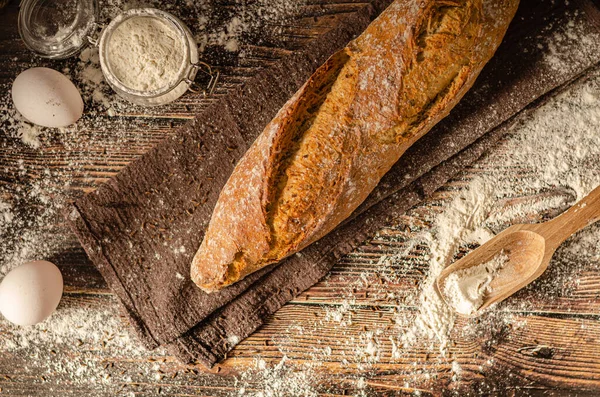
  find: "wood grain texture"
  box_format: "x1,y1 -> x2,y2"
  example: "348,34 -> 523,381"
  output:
1,0 -> 600,396
66,0 -> 600,367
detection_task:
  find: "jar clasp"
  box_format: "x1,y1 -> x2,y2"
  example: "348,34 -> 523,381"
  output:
86,23 -> 105,47
185,61 -> 219,96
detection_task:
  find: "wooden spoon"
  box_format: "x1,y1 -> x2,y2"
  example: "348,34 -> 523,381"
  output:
437,184 -> 600,315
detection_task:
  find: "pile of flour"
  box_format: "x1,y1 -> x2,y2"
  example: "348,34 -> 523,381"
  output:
107,15 -> 185,92
441,251 -> 509,315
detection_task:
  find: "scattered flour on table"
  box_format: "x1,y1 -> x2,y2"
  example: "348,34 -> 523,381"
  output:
0,172 -> 72,277
194,0 -> 302,54
76,47 -> 116,112
241,65 -> 600,395
0,0 -> 308,394
0,4 -> 598,396
17,122 -> 43,148
442,251 -> 509,315
396,69 -> 600,353
450,360 -> 464,383
0,296 -> 151,392
0,101 -> 45,148
1,304 -> 142,354
236,356 -> 321,397
0,201 -> 14,238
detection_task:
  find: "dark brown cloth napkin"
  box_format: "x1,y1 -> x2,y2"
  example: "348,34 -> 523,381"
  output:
66,0 -> 600,367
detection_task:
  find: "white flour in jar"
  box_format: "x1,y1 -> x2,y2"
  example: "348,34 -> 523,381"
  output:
107,16 -> 185,92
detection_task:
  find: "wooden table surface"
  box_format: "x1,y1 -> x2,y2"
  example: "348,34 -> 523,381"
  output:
1,0 -> 600,396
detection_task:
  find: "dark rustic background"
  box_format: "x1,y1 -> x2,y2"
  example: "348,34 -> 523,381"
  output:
1,0 -> 600,396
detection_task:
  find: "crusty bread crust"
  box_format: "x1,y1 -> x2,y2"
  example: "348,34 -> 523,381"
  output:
192,0 -> 520,292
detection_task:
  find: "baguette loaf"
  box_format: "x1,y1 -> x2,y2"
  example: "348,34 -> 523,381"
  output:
192,0 -> 520,292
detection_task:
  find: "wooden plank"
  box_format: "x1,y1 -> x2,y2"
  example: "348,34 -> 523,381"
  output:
2,295 -> 600,395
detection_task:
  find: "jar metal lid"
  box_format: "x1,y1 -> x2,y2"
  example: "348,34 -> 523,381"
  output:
18,0 -> 98,59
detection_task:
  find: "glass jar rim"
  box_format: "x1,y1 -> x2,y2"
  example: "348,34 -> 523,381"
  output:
18,0 -> 98,59
98,8 -> 193,99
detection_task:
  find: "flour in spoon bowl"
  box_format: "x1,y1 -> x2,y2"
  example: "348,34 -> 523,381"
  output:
441,252 -> 509,315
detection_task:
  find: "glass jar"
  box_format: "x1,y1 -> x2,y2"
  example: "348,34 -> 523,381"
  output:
18,0 -> 216,106
98,8 -> 200,106
18,0 -> 98,59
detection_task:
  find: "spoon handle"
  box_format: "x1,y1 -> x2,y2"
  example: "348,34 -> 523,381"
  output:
540,184 -> 600,249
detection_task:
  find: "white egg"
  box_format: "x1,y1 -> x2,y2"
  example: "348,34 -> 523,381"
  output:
0,260 -> 63,326
11,67 -> 84,128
